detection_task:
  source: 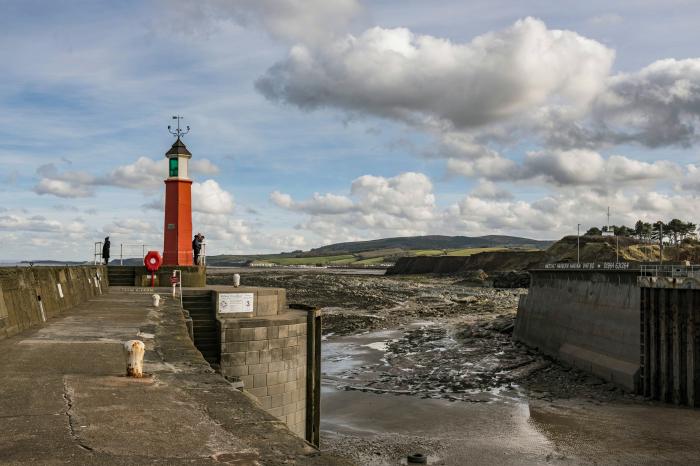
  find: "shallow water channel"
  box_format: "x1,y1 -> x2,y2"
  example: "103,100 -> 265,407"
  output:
320,328 -> 700,465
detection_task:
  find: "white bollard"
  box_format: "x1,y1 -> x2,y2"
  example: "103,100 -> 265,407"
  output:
152,294 -> 161,307
233,274 -> 240,287
124,340 -> 145,378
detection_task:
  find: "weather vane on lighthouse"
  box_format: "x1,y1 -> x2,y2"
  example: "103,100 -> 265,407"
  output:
167,115 -> 190,138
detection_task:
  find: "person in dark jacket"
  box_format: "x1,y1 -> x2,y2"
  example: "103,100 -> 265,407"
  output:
102,237 -> 110,265
193,233 -> 202,265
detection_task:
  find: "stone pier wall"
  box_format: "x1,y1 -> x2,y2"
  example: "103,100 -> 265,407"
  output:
220,314 -> 308,436
211,286 -> 310,438
0,265 -> 107,340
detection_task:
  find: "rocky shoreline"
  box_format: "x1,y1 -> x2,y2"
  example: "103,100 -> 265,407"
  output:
207,270 -> 647,464
209,271 -> 642,403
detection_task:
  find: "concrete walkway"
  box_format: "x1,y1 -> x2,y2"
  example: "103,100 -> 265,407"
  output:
0,289 -> 351,465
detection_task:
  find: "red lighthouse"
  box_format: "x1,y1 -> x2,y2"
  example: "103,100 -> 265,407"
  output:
162,117 -> 194,266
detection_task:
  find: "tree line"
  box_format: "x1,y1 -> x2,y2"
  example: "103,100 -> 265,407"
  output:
585,219 -> 698,245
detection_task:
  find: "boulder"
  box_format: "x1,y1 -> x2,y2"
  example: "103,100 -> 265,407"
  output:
492,271 -> 530,288
453,269 -> 488,286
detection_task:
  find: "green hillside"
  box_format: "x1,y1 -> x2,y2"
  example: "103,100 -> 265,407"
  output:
303,235 -> 552,256
110,235 -> 553,267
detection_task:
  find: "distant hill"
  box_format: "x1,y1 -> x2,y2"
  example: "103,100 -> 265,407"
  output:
20,260 -> 87,266
199,235 -> 554,267
303,235 -> 553,256
112,235 -> 554,268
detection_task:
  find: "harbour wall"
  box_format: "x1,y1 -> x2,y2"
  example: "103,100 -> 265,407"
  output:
638,276 -> 700,407
0,265 -> 107,340
387,251 -> 546,275
107,265 -> 205,287
182,286 -> 321,443
514,269 -> 640,391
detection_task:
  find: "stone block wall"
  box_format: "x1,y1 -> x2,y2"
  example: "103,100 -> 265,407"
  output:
137,265 -> 206,287
219,313 -> 308,437
0,266 -> 107,340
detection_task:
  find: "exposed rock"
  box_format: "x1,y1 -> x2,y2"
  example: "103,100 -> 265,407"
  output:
453,269 -> 488,286
492,271 -> 530,288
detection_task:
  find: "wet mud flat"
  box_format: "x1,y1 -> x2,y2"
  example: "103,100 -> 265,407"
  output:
209,271 -> 700,465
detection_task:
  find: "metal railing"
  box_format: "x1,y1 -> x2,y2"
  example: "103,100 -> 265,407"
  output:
119,243 -> 158,265
171,269 -> 183,308
93,241 -> 206,266
93,242 -> 103,265
640,264 -> 700,278
197,242 -> 206,266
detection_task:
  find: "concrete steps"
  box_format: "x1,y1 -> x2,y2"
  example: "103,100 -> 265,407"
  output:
107,267 -> 136,286
182,292 -> 219,365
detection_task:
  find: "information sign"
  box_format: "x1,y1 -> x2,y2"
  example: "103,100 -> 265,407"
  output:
219,293 -> 254,313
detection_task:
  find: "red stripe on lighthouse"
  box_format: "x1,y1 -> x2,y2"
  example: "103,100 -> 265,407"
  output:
162,178 -> 193,266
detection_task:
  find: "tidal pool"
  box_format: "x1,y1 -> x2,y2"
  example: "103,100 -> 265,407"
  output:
320,329 -> 700,465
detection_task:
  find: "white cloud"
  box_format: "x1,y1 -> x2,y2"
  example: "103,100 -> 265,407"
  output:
0,213 -> 90,256
271,191 -> 354,214
270,191 -> 294,209
447,148 -> 679,188
680,164 -> 700,191
0,214 -> 64,232
192,179 -> 235,214
102,218 -> 158,237
256,18 -> 614,129
167,0 -> 363,44
446,156 -> 518,181
33,178 -> 94,198
194,214 -> 251,247
633,192 -> 675,212
521,150 -> 678,186
587,13 -> 623,27
32,157 -> 222,198
271,172 -> 436,242
591,58 -> 700,148
33,163 -> 96,198
107,157 -> 165,190
471,181 -> 514,201
108,157 -> 221,190
351,173 -> 435,221
190,158 -> 220,175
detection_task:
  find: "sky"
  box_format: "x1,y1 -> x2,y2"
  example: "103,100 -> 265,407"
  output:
3,0 -> 700,260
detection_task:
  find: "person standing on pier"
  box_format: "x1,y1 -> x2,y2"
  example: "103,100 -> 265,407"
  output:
102,237 -> 110,265
193,233 -> 202,265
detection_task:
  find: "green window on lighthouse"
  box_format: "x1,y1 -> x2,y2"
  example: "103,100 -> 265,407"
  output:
169,158 -> 179,177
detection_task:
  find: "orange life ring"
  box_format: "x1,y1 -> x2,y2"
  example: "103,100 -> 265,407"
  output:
144,250 -> 163,272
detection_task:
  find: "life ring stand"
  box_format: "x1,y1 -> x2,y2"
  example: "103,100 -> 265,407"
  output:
144,251 -> 163,287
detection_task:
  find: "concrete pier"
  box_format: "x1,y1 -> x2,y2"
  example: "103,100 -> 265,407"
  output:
0,287 -> 350,464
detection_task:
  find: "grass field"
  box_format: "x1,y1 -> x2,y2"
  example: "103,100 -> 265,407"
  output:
410,247 -> 509,256
267,254 -> 357,266
246,246 -> 523,267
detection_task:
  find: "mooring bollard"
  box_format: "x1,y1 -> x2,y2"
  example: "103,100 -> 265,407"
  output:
124,340 -> 145,377
407,453 -> 427,464
233,273 -> 240,287
152,293 -> 161,307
